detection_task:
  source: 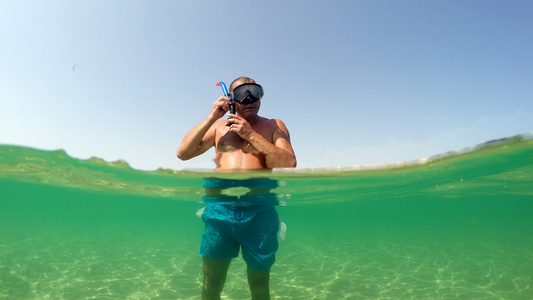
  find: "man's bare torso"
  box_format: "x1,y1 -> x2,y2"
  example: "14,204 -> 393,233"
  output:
213,118 -> 274,170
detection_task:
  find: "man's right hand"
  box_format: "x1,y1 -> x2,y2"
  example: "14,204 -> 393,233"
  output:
209,96 -> 232,121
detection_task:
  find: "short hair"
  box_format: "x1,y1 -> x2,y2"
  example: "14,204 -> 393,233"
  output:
229,76 -> 256,92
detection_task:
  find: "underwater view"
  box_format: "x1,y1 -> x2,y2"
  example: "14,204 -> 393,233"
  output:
1,135 -> 533,299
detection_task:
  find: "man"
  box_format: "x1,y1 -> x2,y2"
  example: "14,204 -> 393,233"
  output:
177,77 -> 296,299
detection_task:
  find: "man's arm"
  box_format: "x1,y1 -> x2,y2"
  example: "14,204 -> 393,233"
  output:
258,119 -> 296,168
269,119 -> 297,168
176,117 -> 217,160
176,97 -> 229,160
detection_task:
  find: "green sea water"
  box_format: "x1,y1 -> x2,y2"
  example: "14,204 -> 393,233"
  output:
1,136 -> 533,299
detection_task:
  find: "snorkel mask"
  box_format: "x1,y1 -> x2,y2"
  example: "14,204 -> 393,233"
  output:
230,83 -> 264,105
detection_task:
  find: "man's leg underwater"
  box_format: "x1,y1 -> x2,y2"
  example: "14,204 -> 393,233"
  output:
241,205 -> 278,300
247,265 -> 271,300
202,257 -> 231,300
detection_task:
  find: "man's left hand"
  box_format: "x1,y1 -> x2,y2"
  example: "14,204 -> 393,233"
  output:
227,114 -> 254,140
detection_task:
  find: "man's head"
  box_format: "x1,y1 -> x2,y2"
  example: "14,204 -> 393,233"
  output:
228,77 -> 263,119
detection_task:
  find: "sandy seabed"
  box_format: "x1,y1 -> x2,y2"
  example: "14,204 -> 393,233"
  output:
1,230 -> 532,300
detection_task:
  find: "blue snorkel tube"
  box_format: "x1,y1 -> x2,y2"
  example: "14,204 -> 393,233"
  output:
216,81 -> 235,125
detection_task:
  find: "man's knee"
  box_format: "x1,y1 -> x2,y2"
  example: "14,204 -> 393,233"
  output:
249,281 -> 269,294
247,266 -> 270,298
204,273 -> 224,288
203,257 -> 231,289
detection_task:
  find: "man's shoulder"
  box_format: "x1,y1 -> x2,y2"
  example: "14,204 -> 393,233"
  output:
254,118 -> 290,137
212,119 -> 229,128
255,117 -> 283,128
267,118 -> 288,129
258,116 -> 285,125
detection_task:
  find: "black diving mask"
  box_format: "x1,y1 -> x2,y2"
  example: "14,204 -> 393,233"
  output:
231,83 -> 264,104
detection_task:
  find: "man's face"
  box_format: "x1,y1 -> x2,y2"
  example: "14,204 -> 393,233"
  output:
231,81 -> 261,118
235,97 -> 261,118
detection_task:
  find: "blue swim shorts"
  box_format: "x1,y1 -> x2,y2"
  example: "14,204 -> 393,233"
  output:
199,194 -> 280,271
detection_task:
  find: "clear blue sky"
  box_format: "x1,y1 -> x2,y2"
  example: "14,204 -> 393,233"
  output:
2,1 -> 532,171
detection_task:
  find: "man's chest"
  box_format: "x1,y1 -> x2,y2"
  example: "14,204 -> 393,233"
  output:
215,127 -> 272,153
